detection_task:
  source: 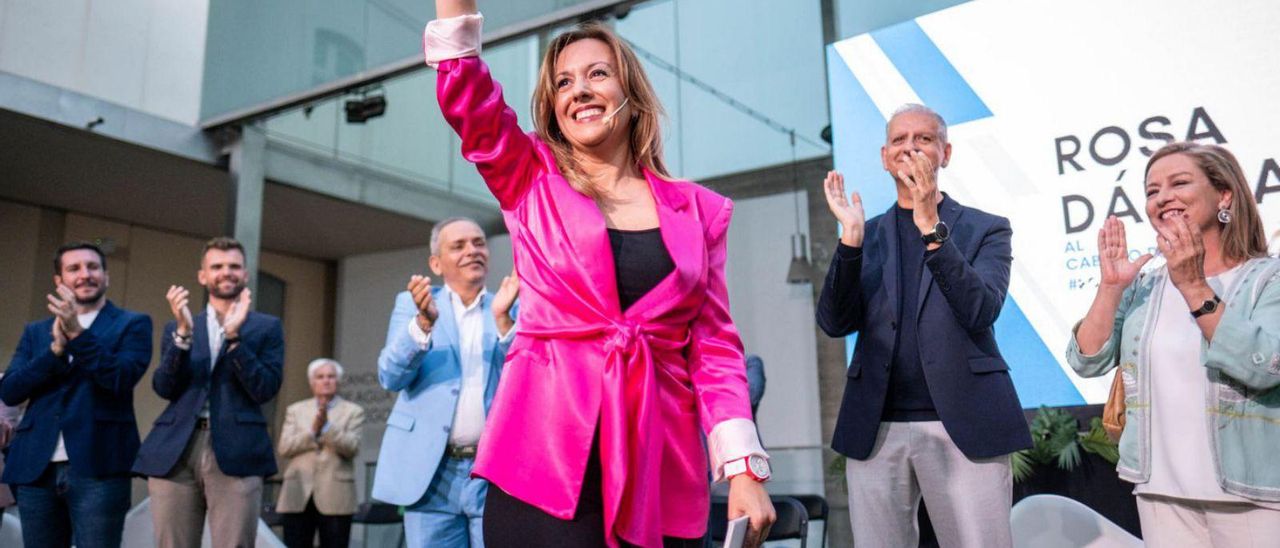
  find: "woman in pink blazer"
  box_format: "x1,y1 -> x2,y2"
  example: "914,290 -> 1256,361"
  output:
426,1 -> 775,547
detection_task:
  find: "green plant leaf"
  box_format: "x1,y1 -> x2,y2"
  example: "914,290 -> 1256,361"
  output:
1079,417 -> 1120,464
1011,450 -> 1034,483
1057,440 -> 1082,470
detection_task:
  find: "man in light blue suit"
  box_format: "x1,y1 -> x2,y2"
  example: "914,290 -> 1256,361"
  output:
372,217 -> 518,548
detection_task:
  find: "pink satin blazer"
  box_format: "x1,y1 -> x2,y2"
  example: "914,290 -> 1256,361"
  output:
436,56 -> 756,546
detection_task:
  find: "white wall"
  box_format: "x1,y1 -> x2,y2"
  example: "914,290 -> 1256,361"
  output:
0,0 -> 209,125
724,191 -> 825,497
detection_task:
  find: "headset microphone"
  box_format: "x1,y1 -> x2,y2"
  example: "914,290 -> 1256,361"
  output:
601,97 -> 630,123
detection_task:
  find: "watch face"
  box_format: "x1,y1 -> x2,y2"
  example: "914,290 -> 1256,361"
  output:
934,221 -> 950,240
1203,299 -> 1218,313
748,455 -> 770,478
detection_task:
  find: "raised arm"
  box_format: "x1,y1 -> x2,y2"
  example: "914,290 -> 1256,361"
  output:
68,314 -> 152,397
323,405 -> 365,460
435,0 -> 476,19
923,216 -> 1012,333
1075,218 -> 1151,354
429,3 -> 542,209
378,291 -> 432,392
277,404 -> 319,459
816,171 -> 867,336
1067,217 -> 1148,377
0,325 -> 66,406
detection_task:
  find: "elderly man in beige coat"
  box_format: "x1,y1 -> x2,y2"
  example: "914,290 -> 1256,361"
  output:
277,359 -> 365,548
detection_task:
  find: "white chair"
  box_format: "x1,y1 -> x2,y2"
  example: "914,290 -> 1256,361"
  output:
1011,494 -> 1142,548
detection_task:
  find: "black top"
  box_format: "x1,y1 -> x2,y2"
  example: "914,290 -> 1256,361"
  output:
884,204 -> 939,422
607,227 -> 675,311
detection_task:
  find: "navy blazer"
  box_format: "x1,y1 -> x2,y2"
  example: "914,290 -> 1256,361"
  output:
0,301 -> 152,483
818,195 -> 1032,460
133,311 -> 283,478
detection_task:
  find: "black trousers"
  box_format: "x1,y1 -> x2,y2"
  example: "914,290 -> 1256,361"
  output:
483,435 -> 702,548
281,498 -> 353,548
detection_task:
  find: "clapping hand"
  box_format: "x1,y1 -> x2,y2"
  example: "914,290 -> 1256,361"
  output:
166,285 -> 195,336
313,396 -> 330,437
1154,212 -> 1207,294
899,150 -> 941,236
46,285 -> 84,340
222,289 -> 252,340
492,268 -> 519,335
1097,216 -> 1153,291
823,171 -> 865,247
50,318 -> 68,357
408,275 -> 438,333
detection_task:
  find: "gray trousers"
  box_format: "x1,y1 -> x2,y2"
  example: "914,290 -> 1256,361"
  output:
845,421 -> 1013,548
148,428 -> 263,548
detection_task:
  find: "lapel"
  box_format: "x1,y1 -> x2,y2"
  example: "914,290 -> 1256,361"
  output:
191,313 -> 211,377
84,301 -> 121,339
624,169 -> 699,321
915,194 -> 965,316
881,204 -> 902,323
480,292 -> 497,366
434,286 -> 462,369
548,171 -> 624,316
325,397 -> 347,427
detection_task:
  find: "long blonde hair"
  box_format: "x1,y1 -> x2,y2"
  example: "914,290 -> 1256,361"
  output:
1145,142 -> 1268,263
532,22 -> 670,197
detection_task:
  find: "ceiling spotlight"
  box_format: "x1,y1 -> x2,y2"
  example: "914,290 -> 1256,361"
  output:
345,90 -> 387,124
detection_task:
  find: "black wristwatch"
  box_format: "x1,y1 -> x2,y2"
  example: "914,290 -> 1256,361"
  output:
921,221 -> 950,246
1190,294 -> 1222,318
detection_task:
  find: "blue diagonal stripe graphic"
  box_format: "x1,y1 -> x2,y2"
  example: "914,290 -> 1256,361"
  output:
871,21 -> 993,125
827,30 -> 1085,407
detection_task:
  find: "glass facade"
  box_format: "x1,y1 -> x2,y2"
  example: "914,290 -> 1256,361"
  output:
202,0 -> 601,119
258,0 -> 846,199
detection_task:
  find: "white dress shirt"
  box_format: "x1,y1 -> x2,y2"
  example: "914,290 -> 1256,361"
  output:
198,303 -> 227,418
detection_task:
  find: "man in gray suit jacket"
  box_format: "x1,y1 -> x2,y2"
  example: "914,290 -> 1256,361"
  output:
372,217 -> 517,548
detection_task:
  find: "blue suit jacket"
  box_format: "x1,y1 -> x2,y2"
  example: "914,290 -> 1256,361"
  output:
371,288 -> 508,505
0,301 -> 152,483
818,195 -> 1032,460
133,311 -> 284,478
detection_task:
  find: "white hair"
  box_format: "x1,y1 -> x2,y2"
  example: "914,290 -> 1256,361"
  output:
306,358 -> 344,381
886,103 -> 948,144
429,217 -> 483,256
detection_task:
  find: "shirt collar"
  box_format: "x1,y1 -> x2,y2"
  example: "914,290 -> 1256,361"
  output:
444,284 -> 488,314
206,302 -> 223,329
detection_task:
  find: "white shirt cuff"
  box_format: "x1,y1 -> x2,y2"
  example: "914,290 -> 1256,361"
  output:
424,13 -> 483,68
707,417 -> 769,482
407,318 -> 432,349
498,319 -> 518,342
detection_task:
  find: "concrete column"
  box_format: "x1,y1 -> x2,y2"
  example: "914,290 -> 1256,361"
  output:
227,123 -> 266,300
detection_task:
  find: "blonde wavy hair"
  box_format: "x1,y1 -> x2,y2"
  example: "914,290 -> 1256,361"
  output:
1145,141 -> 1268,263
532,22 -> 670,197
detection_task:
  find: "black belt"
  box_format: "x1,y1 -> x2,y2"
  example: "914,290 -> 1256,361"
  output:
195,417 -> 211,430
446,445 -> 477,459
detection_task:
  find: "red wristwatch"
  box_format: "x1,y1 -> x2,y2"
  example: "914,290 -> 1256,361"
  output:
725,455 -> 771,482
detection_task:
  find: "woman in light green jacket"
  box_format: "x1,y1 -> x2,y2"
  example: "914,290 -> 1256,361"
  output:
1067,142 -> 1280,547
